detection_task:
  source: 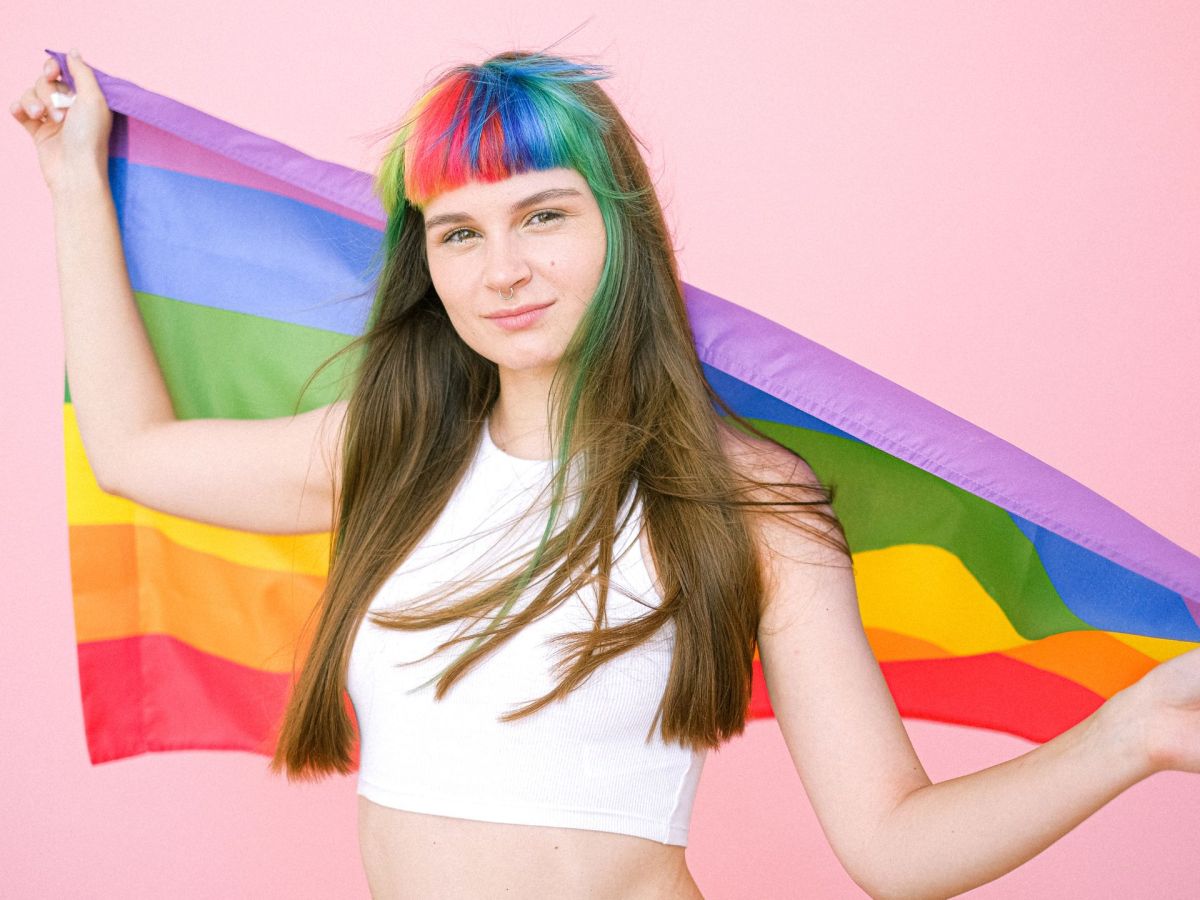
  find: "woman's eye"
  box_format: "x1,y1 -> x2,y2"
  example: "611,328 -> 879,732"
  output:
442,228 -> 477,245
527,210 -> 563,227
440,213 -> 561,245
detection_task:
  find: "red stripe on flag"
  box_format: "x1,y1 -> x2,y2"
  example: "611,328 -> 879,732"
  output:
748,653 -> 1105,744
78,635 -> 294,764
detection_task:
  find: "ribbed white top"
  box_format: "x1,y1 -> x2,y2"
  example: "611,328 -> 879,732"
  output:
347,421 -> 706,846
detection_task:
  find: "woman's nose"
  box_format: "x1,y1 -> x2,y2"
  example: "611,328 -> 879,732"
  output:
482,234 -> 532,297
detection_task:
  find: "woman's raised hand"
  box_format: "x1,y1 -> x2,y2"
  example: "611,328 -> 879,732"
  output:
1111,642 -> 1200,776
9,50 -> 112,195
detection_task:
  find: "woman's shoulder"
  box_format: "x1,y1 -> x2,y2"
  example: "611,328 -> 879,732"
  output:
713,418 -> 848,566
713,418 -> 820,487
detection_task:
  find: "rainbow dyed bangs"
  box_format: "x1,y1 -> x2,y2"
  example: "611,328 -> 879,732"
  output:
376,54 -> 614,213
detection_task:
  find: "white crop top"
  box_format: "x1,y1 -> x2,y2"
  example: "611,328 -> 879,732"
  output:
347,420 -> 706,846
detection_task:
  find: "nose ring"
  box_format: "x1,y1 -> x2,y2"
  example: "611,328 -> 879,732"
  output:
498,286 -> 516,302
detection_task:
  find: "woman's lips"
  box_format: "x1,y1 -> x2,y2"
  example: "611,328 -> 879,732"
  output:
485,301 -> 554,331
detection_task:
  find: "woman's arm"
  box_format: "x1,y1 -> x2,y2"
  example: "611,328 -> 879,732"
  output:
52,171 -> 347,534
747,440 -> 1195,899
16,53 -> 346,535
50,143 -> 176,490
853,697 -> 1148,900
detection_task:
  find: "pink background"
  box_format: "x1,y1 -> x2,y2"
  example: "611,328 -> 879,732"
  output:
3,3 -> 1198,897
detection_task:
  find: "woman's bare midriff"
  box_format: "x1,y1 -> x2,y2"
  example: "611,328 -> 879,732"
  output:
358,796 -> 705,899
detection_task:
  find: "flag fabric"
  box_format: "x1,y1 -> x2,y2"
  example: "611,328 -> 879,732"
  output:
51,51 -> 1200,765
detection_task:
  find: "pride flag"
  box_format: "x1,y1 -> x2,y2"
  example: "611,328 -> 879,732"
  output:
52,51 -> 1200,765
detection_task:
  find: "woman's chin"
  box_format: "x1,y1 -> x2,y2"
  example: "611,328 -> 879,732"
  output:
492,352 -> 567,380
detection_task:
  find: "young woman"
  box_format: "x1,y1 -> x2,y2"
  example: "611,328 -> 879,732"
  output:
14,47 -> 1200,900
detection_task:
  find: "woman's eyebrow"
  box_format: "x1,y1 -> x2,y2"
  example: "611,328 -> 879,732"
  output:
425,187 -> 584,232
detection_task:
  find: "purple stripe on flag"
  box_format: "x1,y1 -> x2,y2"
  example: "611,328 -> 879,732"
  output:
685,283 -> 1200,605
47,49 -> 383,223
109,115 -> 384,230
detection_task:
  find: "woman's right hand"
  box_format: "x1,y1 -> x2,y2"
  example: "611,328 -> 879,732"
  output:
9,49 -> 113,195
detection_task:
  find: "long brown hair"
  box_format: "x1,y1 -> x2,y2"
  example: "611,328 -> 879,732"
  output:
271,51 -> 850,779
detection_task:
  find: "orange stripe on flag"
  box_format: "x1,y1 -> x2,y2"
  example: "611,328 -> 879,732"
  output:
1004,630 -> 1157,699
865,627 -> 952,660
69,523 -> 323,673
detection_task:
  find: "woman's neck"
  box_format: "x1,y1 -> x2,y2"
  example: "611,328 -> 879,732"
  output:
490,367 -> 557,461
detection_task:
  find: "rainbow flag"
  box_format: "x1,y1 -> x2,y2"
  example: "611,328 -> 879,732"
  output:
52,50 -> 1200,765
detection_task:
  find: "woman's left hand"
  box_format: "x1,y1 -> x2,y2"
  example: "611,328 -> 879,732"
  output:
1111,644 -> 1200,775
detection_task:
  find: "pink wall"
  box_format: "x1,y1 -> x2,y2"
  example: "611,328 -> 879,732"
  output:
3,3 -> 1198,896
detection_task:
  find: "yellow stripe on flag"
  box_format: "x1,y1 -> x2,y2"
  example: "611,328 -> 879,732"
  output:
64,404 -> 331,576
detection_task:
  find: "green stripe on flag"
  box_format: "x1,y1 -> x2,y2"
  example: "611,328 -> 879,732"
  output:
134,291 -> 361,419
751,418 -> 1091,640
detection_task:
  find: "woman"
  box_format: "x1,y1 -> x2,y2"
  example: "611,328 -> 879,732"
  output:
14,47 -> 1200,900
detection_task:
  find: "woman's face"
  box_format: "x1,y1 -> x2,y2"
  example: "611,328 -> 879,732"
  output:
422,167 -> 607,379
